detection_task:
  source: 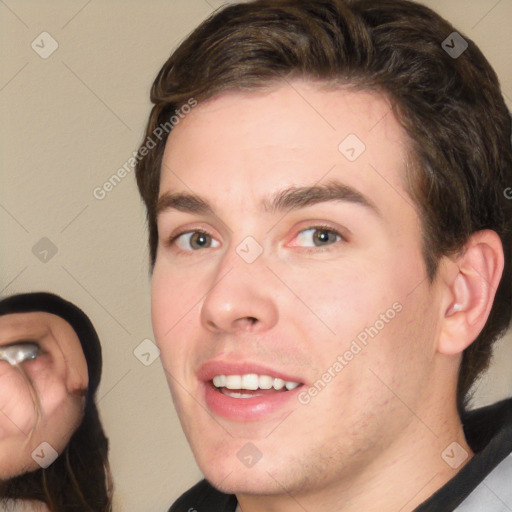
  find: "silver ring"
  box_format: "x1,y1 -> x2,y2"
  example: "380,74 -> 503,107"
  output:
0,342 -> 40,365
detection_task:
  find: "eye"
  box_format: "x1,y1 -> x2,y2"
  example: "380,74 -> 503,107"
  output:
169,229 -> 220,252
293,225 -> 345,249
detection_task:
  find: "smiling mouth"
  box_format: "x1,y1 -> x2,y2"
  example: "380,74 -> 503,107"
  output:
210,373 -> 303,398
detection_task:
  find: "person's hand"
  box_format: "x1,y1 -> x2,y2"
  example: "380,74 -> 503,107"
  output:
0,312 -> 88,480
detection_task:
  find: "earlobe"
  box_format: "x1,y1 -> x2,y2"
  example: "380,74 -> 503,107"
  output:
438,230 -> 504,356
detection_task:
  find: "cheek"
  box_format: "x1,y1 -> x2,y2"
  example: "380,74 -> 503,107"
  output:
281,261 -> 391,346
151,262 -> 201,376
343,284 -> 438,407
292,250 -> 434,384
151,260 -> 199,337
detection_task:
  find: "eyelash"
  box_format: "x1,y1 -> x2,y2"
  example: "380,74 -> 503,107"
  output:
165,224 -> 346,256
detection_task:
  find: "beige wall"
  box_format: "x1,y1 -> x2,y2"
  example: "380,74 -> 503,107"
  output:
1,1 -> 510,511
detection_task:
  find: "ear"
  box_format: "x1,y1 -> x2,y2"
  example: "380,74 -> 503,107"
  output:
437,230 -> 504,356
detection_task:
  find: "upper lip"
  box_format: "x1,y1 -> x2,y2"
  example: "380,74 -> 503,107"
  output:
197,360 -> 305,384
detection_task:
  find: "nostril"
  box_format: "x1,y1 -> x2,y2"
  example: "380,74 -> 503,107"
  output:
240,317 -> 259,329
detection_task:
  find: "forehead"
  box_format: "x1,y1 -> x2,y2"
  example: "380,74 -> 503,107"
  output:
160,82 -> 410,202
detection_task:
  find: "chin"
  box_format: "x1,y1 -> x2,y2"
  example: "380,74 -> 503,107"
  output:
203,466 -> 285,496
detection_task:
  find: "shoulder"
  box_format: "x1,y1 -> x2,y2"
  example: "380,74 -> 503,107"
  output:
416,397 -> 512,511
453,453 -> 512,511
168,479 -> 238,512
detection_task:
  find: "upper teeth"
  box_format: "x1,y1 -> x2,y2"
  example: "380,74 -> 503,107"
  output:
212,374 -> 300,391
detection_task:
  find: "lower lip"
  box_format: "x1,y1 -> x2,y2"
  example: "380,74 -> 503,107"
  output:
203,381 -> 303,422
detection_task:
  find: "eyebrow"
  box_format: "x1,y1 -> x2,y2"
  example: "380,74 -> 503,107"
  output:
155,180 -> 381,218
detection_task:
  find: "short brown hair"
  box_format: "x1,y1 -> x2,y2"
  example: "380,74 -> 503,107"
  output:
135,0 -> 512,415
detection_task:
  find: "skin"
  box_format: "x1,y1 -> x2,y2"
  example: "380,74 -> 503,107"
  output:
0,312 -> 88,482
151,82 -> 504,512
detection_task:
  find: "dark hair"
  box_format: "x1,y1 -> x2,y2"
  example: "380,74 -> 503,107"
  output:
0,292 -> 113,511
135,0 -> 512,415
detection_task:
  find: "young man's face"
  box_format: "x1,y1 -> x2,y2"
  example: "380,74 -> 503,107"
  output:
151,82 -> 450,495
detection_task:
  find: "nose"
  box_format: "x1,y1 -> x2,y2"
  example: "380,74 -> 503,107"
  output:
200,255 -> 279,334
